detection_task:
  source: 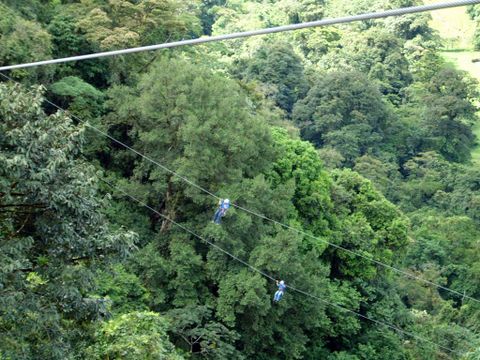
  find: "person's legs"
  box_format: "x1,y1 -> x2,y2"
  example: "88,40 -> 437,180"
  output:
274,291 -> 284,302
213,209 -> 222,224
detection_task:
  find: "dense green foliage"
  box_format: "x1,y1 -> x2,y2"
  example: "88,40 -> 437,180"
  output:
468,4 -> 480,50
0,83 -> 136,358
1,0 -> 480,359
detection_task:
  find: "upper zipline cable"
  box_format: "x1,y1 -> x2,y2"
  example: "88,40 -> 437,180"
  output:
1,69 -> 478,306
101,178 -> 461,357
0,0 -> 479,71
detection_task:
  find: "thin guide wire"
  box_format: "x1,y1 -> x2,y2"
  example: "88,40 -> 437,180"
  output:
1,70 -> 478,305
102,178 -> 461,357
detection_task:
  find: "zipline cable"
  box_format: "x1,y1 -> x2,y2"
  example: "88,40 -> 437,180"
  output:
69,119 -> 480,305
101,178 -> 462,357
1,70 -> 478,305
0,0 -> 479,71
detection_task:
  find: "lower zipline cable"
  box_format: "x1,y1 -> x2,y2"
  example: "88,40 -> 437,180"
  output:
0,72 -> 469,357
1,70 -> 478,305
101,178 -> 461,357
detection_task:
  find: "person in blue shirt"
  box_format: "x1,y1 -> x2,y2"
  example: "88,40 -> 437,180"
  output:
213,198 -> 230,224
273,280 -> 286,302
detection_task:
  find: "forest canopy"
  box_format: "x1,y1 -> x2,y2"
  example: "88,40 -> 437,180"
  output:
1,0 -> 480,359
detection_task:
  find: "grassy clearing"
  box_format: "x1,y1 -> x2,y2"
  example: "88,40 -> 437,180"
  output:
441,51 -> 480,81
422,0 -> 480,81
423,0 -> 476,50
423,1 -> 480,161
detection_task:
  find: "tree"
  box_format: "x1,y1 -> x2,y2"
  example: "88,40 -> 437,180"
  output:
467,4 -> 480,50
353,155 -> 402,201
47,11 -> 109,87
72,0 -> 201,83
95,264 -> 151,314
87,311 -> 184,359
235,41 -> 308,114
282,0 -> 326,23
269,128 -> 336,237
321,28 -> 412,104
293,71 -> 390,165
406,213 -> 480,302
0,3 -> 53,82
103,56 -> 276,229
420,67 -> 478,162
76,0 -> 201,50
399,152 -> 453,211
199,0 -> 227,35
0,82 -> 136,359
167,305 -> 243,359
49,76 -> 105,120
329,169 -> 409,280
0,0 -> 55,22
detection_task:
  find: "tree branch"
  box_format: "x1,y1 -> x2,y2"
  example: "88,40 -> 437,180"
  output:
0,203 -> 47,208
3,213 -> 31,240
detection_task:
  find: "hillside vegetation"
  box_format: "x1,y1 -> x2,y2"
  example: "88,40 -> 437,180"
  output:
425,1 -> 480,161
1,0 -> 480,359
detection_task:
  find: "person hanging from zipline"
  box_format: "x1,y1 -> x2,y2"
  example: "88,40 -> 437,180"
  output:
212,198 -> 230,224
273,280 -> 286,302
